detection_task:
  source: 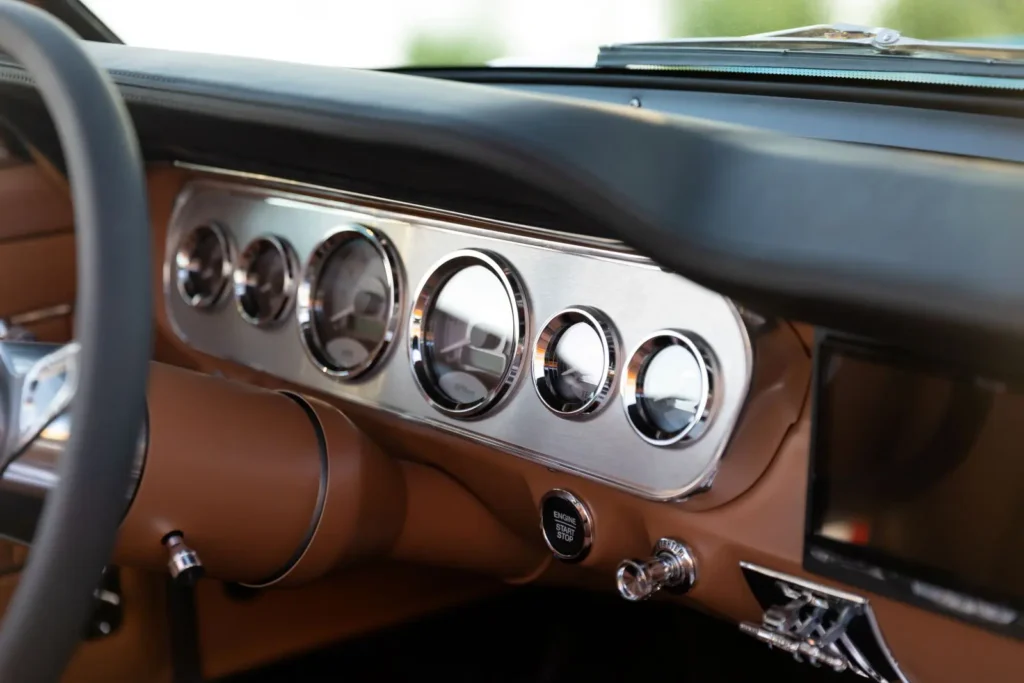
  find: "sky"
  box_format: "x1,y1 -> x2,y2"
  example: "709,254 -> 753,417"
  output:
85,0 -> 887,69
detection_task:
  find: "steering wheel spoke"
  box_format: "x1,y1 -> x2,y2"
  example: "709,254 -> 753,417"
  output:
0,342 -> 146,547
0,341 -> 80,469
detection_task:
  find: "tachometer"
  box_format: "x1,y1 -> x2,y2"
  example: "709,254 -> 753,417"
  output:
409,250 -> 528,418
297,226 -> 402,379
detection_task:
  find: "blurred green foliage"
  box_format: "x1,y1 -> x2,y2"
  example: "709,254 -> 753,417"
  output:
882,0 -> 1024,39
670,0 -> 825,38
400,0 -> 1024,67
405,32 -> 504,66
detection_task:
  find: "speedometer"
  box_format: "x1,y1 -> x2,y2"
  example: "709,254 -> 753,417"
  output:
296,226 -> 402,380
409,250 -> 528,419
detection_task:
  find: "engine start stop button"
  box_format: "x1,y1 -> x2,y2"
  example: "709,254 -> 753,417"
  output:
540,489 -> 593,562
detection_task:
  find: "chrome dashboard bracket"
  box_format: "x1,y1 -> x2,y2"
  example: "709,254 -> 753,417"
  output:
738,562 -> 909,682
162,170 -> 756,501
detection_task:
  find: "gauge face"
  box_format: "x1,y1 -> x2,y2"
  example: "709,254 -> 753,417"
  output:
622,331 -> 714,446
235,237 -> 296,326
639,345 -> 703,433
410,251 -> 528,418
297,227 -> 401,379
533,307 -> 617,418
175,224 -> 231,308
552,323 -> 604,402
426,265 -> 515,405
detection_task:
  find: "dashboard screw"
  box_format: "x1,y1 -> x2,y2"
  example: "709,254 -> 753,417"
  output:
873,29 -> 901,47
628,97 -> 642,108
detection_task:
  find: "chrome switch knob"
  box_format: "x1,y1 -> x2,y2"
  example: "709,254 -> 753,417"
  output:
616,538 -> 696,601
164,532 -> 204,586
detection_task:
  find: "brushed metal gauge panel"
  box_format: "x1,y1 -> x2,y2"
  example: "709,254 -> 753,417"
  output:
164,177 -> 752,500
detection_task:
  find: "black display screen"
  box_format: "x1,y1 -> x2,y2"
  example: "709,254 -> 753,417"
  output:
806,338 -> 1024,637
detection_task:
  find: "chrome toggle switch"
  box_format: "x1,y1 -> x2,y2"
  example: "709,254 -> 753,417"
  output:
615,537 -> 697,601
164,532 -> 204,586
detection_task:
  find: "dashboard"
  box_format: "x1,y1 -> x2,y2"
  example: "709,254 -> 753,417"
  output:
2,37 -> 1023,683
148,160 -> 1024,683
164,171 -> 754,501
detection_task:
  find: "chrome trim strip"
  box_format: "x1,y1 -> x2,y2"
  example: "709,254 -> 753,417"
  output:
163,171 -> 754,501
241,391 -> 329,588
171,162 -> 649,266
408,249 -> 529,419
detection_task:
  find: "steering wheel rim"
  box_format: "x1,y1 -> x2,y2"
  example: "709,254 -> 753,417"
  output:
0,3 -> 150,681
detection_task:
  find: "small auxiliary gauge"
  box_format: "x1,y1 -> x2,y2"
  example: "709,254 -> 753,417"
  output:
174,223 -> 232,309
533,307 -> 618,419
233,236 -> 298,326
622,330 -> 715,447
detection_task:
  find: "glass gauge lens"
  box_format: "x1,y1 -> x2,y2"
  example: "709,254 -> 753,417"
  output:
312,236 -> 391,371
533,307 -> 616,418
639,345 -> 703,434
550,322 -> 605,404
176,224 -> 230,308
236,237 -> 294,325
425,265 -> 515,405
623,330 -> 714,446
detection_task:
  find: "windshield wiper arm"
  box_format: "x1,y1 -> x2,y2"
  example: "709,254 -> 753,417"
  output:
597,23 -> 1024,77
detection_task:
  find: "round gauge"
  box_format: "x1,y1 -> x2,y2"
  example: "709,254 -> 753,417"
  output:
174,223 -> 232,309
622,330 -> 715,447
533,307 -> 618,418
296,226 -> 402,380
409,250 -> 528,419
233,236 -> 298,326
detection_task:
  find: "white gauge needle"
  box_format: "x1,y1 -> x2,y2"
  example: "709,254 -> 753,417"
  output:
560,367 -> 581,378
186,260 -> 214,280
258,282 -> 273,294
673,398 -> 699,412
440,338 -> 472,355
330,305 -> 355,322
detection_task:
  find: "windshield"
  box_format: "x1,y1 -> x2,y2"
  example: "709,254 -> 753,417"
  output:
84,0 -> 1024,69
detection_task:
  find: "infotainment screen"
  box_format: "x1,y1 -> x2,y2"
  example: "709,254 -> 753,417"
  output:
806,337 -> 1024,638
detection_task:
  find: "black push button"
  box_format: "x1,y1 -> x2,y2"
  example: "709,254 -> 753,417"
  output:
540,489 -> 593,562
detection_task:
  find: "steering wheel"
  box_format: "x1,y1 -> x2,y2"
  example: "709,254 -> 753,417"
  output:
0,3 -> 150,681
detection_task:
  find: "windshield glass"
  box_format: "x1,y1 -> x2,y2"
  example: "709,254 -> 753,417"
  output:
84,0 -> 1024,69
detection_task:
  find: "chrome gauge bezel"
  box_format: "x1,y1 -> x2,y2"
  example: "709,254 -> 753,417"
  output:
296,225 -> 403,381
622,330 -> 716,447
533,306 -> 618,419
174,222 -> 233,309
233,235 -> 299,327
409,249 -> 529,420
